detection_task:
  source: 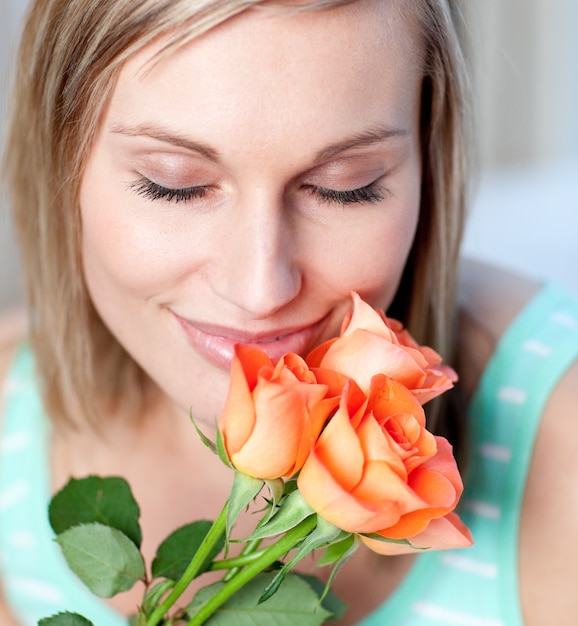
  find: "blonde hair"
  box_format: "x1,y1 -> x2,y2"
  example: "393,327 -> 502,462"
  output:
4,0 -> 471,430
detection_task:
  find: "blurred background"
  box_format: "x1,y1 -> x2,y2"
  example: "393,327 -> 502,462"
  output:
462,1 -> 578,295
1,0 -> 577,313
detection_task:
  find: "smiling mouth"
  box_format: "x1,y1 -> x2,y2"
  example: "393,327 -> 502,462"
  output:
172,313 -> 329,371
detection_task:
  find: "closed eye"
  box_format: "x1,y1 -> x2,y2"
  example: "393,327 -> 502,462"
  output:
310,182 -> 387,206
130,177 -> 209,203
130,177 -> 388,206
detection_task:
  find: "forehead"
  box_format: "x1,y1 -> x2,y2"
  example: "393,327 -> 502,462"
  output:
124,0 -> 423,85
105,0 -> 424,159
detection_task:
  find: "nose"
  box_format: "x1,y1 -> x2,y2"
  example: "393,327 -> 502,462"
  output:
209,192 -> 302,319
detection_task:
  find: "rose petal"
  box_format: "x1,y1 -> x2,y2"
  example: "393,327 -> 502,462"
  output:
371,438 -> 463,539
343,292 -> 396,338
368,375 -> 427,428
355,413 -> 407,478
361,512 -> 473,555
219,346 -> 273,455
298,449 -> 406,533
231,378 -> 327,477
314,385 -> 367,490
325,332 -> 425,392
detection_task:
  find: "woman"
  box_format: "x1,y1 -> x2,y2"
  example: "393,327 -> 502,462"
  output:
1,0 -> 578,624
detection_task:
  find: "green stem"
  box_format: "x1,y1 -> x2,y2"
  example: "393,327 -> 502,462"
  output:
186,515 -> 317,626
220,500 -> 280,582
146,502 -> 228,626
209,546 -> 268,572
221,537 -> 263,582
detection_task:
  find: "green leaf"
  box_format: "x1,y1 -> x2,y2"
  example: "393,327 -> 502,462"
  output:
49,476 -> 142,548
296,574 -> 348,621
317,533 -> 356,567
227,472 -> 264,540
55,522 -> 145,597
186,572 -> 331,625
38,613 -> 95,626
151,521 -> 225,581
249,490 -> 315,540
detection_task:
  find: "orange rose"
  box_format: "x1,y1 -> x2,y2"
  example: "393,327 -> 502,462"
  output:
297,374 -> 472,553
306,292 -> 457,404
218,345 -> 338,480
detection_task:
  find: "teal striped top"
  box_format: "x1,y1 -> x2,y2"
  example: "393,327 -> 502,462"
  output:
1,284 -> 578,625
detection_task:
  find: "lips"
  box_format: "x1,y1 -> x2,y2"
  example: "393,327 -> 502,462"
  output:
173,312 -> 330,371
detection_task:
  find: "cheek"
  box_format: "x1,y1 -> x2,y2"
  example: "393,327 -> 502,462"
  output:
342,213 -> 416,303
79,161 -> 205,302
302,177 -> 420,309
359,167 -> 421,306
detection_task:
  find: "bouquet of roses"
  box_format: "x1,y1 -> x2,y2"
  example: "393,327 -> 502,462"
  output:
41,293 -> 472,626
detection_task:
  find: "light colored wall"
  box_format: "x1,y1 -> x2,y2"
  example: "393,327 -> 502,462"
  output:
466,0 -> 578,170
461,0 -> 578,294
0,0 -> 27,311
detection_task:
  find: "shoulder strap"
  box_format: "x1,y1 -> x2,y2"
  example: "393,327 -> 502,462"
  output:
464,283 -> 578,626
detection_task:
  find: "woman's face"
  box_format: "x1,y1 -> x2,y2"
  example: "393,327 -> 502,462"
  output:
80,0 -> 424,424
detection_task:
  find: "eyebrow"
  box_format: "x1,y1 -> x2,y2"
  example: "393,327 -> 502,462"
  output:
110,123 -> 220,162
109,122 -> 409,164
312,125 -> 410,163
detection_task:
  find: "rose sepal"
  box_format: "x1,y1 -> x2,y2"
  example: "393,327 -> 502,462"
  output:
359,532 -> 420,549
315,533 -> 359,607
189,413 -> 218,456
317,533 -> 357,567
264,478 -> 286,510
248,489 -> 316,540
216,427 -> 234,469
226,472 -> 265,542
141,580 -> 176,617
258,514 -> 346,604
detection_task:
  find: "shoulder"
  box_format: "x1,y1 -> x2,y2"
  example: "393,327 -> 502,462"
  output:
0,311 -> 28,622
0,309 -> 27,385
518,359 -> 578,625
458,257 -> 542,338
0,596 -> 18,626
0,309 -> 27,412
456,257 -> 541,398
458,259 -> 578,623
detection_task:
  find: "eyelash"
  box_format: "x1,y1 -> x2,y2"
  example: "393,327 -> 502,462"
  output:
130,179 -> 208,203
130,178 -> 386,206
311,182 -> 386,206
